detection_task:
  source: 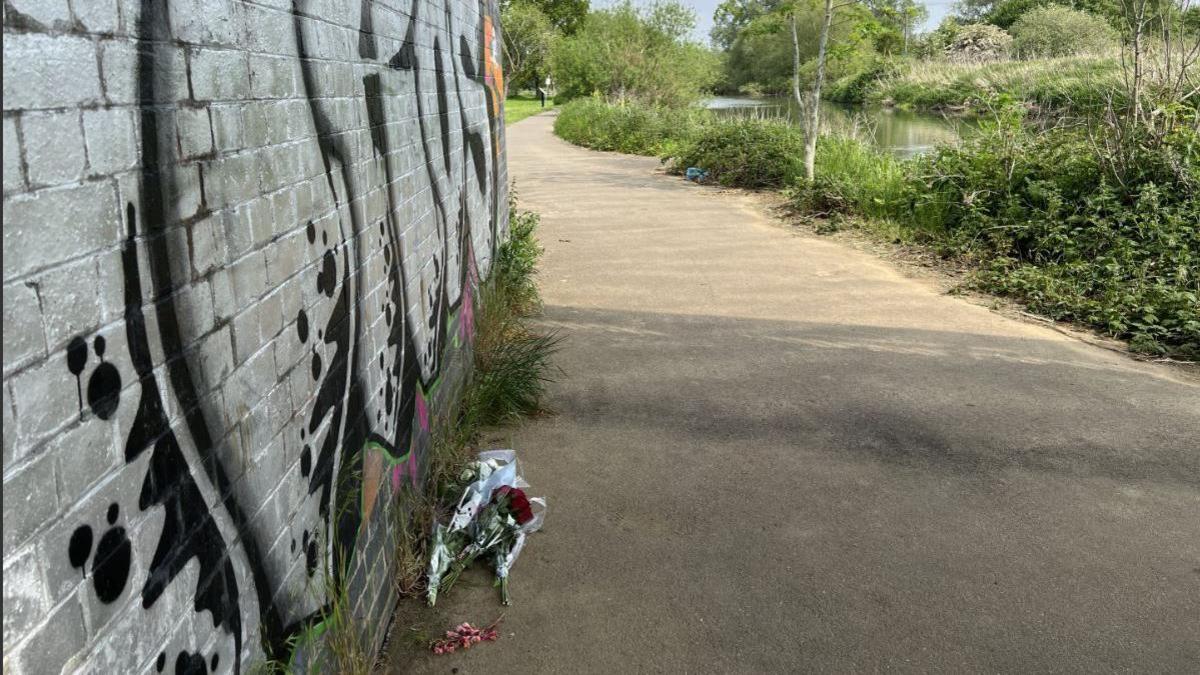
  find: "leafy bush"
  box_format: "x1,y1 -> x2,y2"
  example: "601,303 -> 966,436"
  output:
945,23 -> 1013,63
913,111 -> 1198,355
553,97 -> 710,155
983,0 -> 1123,29
667,118 -> 807,188
1011,6 -> 1117,58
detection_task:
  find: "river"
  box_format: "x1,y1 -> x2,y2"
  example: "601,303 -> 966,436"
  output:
706,96 -> 970,158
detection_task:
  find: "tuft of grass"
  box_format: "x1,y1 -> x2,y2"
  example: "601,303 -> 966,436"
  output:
468,207 -> 562,426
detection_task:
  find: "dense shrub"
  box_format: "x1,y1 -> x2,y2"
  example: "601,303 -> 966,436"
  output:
666,118 -> 807,188
1011,6 -> 1117,58
553,97 -> 710,155
945,23 -> 1013,63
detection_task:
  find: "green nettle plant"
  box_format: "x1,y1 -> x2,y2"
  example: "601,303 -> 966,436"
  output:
1010,6 -> 1117,58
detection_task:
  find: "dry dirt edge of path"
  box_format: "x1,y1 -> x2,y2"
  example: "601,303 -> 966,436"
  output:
385,111 -> 1200,674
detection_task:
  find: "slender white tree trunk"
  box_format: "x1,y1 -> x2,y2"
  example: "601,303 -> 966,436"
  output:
791,13 -> 804,113
804,0 -> 834,182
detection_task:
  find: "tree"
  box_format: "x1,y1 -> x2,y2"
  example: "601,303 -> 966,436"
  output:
711,0 -> 781,49
501,2 -> 558,96
720,0 -> 873,95
550,1 -> 720,106
504,0 -> 589,35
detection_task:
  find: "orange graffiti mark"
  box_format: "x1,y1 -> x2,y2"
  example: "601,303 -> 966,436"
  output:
484,15 -> 504,109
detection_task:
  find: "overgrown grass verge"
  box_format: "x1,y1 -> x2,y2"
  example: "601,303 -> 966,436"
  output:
553,97 -> 710,156
861,55 -> 1123,114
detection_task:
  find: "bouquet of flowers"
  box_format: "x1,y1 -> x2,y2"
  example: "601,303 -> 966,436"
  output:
427,450 -> 545,606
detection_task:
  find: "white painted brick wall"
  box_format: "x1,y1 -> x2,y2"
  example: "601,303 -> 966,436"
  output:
2,0 -> 509,672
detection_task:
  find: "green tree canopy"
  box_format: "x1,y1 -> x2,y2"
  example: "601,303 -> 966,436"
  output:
550,1 -> 720,107
720,0 -> 878,95
501,1 -> 558,95
504,0 -> 589,35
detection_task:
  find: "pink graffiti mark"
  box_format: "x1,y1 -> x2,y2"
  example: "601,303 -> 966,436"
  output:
459,270 -> 476,344
392,388 -> 430,490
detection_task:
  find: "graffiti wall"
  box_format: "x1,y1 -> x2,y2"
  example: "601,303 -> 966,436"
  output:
2,0 -> 507,671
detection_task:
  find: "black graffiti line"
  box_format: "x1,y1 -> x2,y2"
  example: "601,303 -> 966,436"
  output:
363,71 -> 421,456
134,0 -> 283,666
292,0 -> 369,605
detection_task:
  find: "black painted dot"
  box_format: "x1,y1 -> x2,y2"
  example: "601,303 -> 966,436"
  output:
156,652 -> 166,672
296,309 -> 309,343
291,538 -> 296,553
93,335 -> 107,358
210,653 -> 219,671
322,230 -> 328,246
87,362 -> 121,420
305,537 -> 319,577
306,221 -> 315,244
91,524 -> 131,603
67,336 -> 88,375
311,350 -> 322,381
175,651 -> 207,675
68,525 -> 93,572
107,503 -> 118,524
316,249 -> 337,298
300,445 -> 311,477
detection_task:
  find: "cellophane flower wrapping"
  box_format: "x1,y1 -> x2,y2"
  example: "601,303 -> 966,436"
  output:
426,450 -> 545,606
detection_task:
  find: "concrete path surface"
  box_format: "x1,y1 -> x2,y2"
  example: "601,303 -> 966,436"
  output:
388,112 -> 1200,673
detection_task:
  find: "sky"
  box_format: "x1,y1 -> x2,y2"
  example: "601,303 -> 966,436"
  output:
598,0 -> 958,44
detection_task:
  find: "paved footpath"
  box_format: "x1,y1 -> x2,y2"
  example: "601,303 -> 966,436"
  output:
392,112 -> 1200,673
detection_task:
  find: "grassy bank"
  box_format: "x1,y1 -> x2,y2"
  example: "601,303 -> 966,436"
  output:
553,98 -> 1200,359
854,55 -> 1124,114
507,94 -> 556,126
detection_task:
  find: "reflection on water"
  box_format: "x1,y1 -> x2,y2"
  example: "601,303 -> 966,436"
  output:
706,97 -> 970,158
